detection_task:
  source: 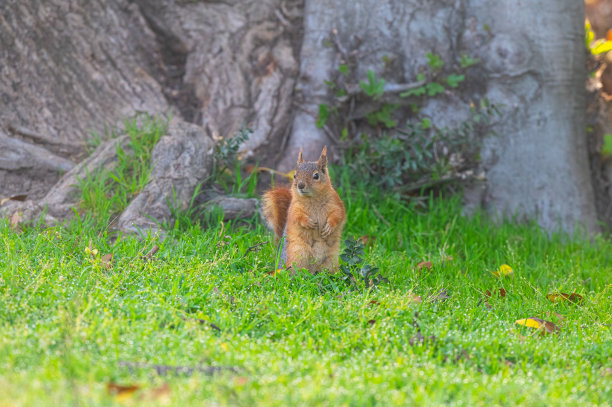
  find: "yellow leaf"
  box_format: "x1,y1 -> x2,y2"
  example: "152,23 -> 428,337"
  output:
491,264 -> 513,277
266,268 -> 283,277
515,317 -> 560,334
516,318 -> 541,329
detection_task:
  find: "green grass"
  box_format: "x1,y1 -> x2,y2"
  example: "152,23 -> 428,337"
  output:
76,116 -> 167,228
1,167 -> 611,406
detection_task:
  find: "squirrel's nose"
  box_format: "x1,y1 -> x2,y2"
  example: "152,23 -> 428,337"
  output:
298,182 -> 305,190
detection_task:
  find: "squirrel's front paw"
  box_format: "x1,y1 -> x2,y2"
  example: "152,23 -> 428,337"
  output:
302,218 -> 318,229
321,222 -> 333,238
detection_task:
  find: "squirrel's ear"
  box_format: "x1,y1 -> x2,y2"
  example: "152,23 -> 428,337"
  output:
317,146 -> 328,169
297,147 -> 304,165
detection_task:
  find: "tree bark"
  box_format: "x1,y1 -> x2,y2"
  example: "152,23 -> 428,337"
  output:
464,0 -> 599,234
0,0 -> 607,235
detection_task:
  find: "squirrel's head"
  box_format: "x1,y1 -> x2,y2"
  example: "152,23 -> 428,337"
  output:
292,146 -> 330,197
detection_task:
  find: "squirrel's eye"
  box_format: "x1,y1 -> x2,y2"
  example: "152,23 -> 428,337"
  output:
313,173 -> 319,180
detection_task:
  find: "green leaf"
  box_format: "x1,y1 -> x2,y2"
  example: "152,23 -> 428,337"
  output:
316,104 -> 329,129
603,134 -> 612,157
426,82 -> 445,96
400,86 -> 426,98
324,80 -> 336,90
446,74 -> 465,88
586,21 -> 595,49
338,64 -> 349,75
360,70 -> 386,100
341,127 -> 349,141
459,54 -> 479,69
426,52 -> 444,70
417,73 -> 426,82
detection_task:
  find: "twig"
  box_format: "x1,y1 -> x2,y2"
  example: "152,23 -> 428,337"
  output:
243,241 -> 267,258
143,245 -> 160,260
339,80 -> 426,101
331,28 -> 349,60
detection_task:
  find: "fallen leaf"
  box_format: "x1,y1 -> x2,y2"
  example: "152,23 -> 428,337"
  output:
368,300 -> 381,306
10,211 -> 22,229
266,268 -> 282,276
515,317 -> 560,334
360,235 -> 376,247
234,376 -> 249,386
416,261 -> 433,271
485,288 -> 507,297
144,383 -> 171,401
101,253 -> 113,269
491,264 -> 513,277
1,194 -> 28,205
107,382 -> 141,400
607,28 -> 612,42
408,293 -> 423,303
547,292 -> 584,304
368,319 -> 376,326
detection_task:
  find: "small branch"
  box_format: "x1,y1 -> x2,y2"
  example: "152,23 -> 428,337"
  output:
331,28 -> 349,61
243,241 -> 267,258
340,80 -> 426,101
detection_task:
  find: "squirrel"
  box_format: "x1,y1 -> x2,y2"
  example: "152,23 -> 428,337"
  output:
262,146 -> 346,273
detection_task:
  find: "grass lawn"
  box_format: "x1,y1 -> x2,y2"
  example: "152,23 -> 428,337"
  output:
1,170 -> 611,406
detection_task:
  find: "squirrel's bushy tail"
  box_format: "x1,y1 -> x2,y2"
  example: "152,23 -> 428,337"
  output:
262,186 -> 292,239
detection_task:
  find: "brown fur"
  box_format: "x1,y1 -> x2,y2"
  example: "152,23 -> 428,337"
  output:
262,186 -> 292,239
262,146 -> 346,273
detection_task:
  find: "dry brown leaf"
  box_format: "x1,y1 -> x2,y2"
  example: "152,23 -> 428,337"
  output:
547,292 -> 584,304
266,268 -> 282,277
515,317 -> 560,335
367,319 -> 376,326
107,382 -> 141,400
234,376 -> 249,386
485,288 -> 507,298
368,300 -> 381,306
416,261 -> 433,271
360,235 -> 376,247
144,383 -> 171,401
407,293 -> 422,303
101,253 -> 113,269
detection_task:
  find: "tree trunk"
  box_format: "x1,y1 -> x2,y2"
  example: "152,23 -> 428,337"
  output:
0,0 -> 607,235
